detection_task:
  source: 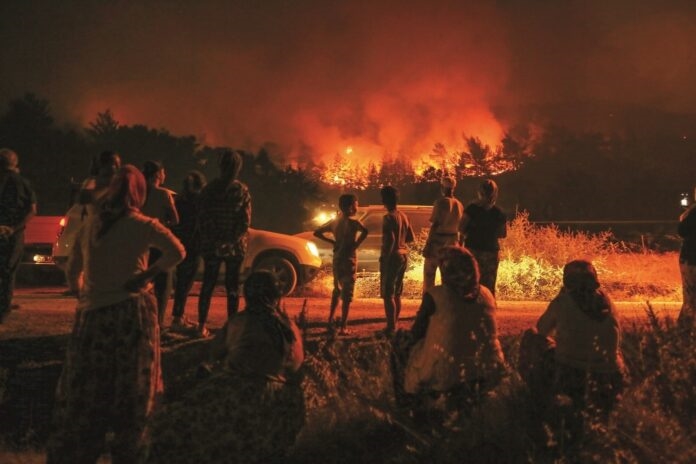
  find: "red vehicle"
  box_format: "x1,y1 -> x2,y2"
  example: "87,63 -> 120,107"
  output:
17,215 -> 64,283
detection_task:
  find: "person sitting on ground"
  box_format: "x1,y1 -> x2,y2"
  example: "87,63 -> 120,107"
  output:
314,193 -> 368,335
396,246 -> 506,418
147,271 -> 305,464
47,165 -> 185,464
170,170 -> 207,330
533,260 -> 625,417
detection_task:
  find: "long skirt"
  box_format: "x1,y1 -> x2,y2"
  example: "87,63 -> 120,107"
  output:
47,293 -> 162,464
147,371 -> 306,464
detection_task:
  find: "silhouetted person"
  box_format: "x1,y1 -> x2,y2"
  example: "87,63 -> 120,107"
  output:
0,148 -> 37,323
422,176 -> 463,293
535,260 -> 625,419
460,179 -> 506,295
397,246 -> 506,418
47,165 -> 184,463
677,190 -> 696,329
141,160 -> 179,325
380,186 -> 415,334
170,170 -> 207,330
79,151 -> 122,214
196,150 -> 251,338
147,271 -> 305,463
314,193 -> 368,334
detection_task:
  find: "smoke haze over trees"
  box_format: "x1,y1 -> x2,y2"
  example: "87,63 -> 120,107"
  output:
0,93 -> 690,237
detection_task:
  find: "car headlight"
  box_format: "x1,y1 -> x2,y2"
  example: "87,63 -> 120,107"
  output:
306,241 -> 320,257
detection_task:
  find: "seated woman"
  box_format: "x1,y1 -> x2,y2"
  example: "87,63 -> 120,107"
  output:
535,260 -> 625,416
147,271 -> 305,463
397,246 -> 506,416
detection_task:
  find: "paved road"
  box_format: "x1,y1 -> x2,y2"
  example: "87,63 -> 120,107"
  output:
0,286 -> 681,341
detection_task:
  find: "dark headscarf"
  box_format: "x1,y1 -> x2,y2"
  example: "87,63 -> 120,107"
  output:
561,260 -> 612,321
218,150 -> 243,180
243,271 -> 296,353
97,165 -> 146,238
439,246 -> 481,301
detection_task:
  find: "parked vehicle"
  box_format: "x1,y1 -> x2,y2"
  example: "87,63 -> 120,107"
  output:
296,204 -> 434,272
52,203 -> 322,295
17,215 -> 64,284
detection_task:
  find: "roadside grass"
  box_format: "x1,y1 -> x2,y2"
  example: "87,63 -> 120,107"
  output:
301,212 -> 682,302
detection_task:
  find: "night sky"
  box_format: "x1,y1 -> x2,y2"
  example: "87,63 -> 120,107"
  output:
2,0 -> 695,162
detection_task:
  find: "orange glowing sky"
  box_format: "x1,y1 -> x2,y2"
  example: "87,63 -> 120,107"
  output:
2,1 -> 696,164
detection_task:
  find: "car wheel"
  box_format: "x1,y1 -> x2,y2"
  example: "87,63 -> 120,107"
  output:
254,256 -> 298,296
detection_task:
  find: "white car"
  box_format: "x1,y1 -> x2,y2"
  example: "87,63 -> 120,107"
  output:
296,204 -> 434,272
52,203 -> 322,295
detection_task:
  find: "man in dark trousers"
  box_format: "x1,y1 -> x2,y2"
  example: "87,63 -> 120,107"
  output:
0,149 -> 37,323
196,151 -> 251,337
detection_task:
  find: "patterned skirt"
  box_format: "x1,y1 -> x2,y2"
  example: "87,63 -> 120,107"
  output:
47,293 -> 161,464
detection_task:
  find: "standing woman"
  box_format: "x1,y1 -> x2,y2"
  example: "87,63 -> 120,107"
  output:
170,170 -> 207,329
140,160 -> 179,325
459,179 -> 507,295
677,192 -> 696,329
47,165 -> 185,463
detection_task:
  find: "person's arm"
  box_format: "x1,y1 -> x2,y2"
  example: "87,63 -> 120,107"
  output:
165,191 -> 179,227
497,211 -> 507,239
381,215 -> 396,258
355,220 -> 368,248
124,220 -> 186,292
12,202 -> 36,235
66,225 -> 85,294
458,212 -> 471,245
313,220 -> 336,246
410,292 -> 436,342
236,187 -> 252,237
678,205 -> 696,237
536,299 -> 559,336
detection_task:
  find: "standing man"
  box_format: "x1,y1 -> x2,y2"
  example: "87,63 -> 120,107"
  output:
460,179 -> 507,296
0,149 -> 37,323
197,151 -> 251,338
422,176 -> 464,293
379,186 -> 415,334
141,160 -> 179,325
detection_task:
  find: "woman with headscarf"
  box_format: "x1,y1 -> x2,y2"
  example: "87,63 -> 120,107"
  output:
399,246 -> 506,415
677,194 -> 696,330
147,271 -> 305,464
536,260 -> 625,415
47,165 -> 185,464
459,179 -> 507,295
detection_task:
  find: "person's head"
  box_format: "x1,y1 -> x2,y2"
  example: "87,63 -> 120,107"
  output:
218,150 -> 243,180
182,170 -> 207,196
562,260 -> 600,293
105,164 -> 147,212
0,148 -> 19,172
338,193 -> 358,216
477,179 -> 498,205
438,246 -> 480,299
243,270 -> 283,308
96,151 -> 121,177
441,177 -> 456,197
142,160 -> 165,186
380,185 -> 399,211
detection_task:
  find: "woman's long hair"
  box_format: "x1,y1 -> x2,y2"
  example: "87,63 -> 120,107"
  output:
97,165 -> 146,238
439,246 -> 481,300
561,260 -> 612,321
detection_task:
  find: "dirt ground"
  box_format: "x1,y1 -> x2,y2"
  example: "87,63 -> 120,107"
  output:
1,285 -> 682,341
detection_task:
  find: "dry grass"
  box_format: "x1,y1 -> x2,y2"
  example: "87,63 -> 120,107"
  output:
301,212 -> 682,302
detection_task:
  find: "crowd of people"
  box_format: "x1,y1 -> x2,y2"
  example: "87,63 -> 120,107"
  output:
0,146 -> 694,462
